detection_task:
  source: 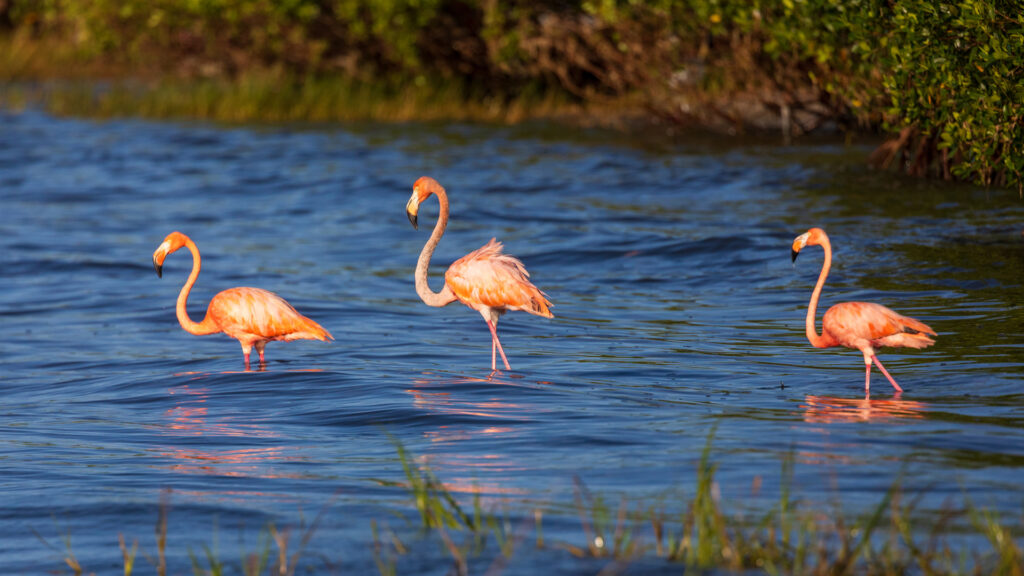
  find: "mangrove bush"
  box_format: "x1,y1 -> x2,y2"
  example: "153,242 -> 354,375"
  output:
2,0 -> 1021,192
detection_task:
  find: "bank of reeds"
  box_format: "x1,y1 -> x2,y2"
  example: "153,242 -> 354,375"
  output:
37,432 -> 1021,575
2,1 -> 1021,193
34,74 -> 589,125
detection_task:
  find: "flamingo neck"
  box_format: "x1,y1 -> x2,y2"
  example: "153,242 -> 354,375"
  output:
415,188 -> 457,308
176,239 -> 221,335
806,238 -> 834,348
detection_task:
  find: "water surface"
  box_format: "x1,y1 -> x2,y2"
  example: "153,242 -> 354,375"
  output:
1,110 -> 1022,573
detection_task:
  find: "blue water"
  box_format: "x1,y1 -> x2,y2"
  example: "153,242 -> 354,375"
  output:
1,109 -> 1023,573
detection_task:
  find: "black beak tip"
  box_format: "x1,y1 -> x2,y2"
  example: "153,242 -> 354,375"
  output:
407,211 -> 418,230
791,249 -> 799,263
154,261 -> 163,278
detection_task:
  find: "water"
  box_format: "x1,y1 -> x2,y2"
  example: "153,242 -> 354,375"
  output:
1,109 -> 1022,573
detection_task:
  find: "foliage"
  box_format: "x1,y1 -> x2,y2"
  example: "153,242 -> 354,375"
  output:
874,0 -> 1024,190
2,0 -> 1022,192
579,0 -> 1023,192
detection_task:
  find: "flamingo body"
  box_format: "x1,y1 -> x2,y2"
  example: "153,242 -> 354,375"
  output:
820,301 -> 935,352
207,286 -> 332,350
792,227 -> 935,392
445,238 -> 553,320
406,177 -> 552,371
152,232 -> 332,367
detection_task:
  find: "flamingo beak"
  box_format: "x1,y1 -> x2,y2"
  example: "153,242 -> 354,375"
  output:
791,232 -> 810,263
406,196 -> 419,230
153,241 -> 169,278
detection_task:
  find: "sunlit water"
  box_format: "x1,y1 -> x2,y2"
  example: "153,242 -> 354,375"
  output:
1,109 -> 1022,573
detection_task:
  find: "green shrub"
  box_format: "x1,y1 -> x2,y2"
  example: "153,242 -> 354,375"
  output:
4,0 -> 1022,192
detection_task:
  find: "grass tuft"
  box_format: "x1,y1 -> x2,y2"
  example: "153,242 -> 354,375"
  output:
386,431 -> 1024,575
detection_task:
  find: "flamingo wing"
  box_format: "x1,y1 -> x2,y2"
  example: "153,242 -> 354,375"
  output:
444,238 -> 553,317
208,287 -> 333,342
823,302 -> 935,350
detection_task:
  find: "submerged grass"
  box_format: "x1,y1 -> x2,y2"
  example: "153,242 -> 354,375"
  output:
34,432 -> 1024,575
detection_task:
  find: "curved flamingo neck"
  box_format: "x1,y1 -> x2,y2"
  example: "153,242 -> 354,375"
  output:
177,238 -> 221,335
806,237 -> 834,348
415,188 -> 458,308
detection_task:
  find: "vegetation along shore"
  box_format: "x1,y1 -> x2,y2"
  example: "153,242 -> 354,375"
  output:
0,0 -> 1021,193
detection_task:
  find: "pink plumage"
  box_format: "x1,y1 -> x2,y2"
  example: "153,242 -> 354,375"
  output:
406,177 -> 553,371
822,302 -> 935,351
445,238 -> 553,319
153,232 -> 332,368
792,227 -> 936,393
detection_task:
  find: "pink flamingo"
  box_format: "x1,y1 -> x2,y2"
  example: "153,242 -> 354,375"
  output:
405,176 -> 553,371
152,231 -> 332,368
791,227 -> 936,392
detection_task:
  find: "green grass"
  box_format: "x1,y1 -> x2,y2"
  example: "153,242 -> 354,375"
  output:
33,432 -> 1024,575
4,0 -> 1022,191
380,429 -> 1022,575
19,72 -> 598,126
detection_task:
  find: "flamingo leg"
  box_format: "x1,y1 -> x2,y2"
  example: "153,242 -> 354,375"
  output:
491,337 -> 497,372
864,363 -> 871,393
871,356 -> 903,392
241,342 -> 253,369
485,319 -> 511,371
256,341 -> 267,365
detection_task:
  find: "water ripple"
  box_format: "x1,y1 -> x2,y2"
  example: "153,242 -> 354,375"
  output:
1,109 -> 1022,572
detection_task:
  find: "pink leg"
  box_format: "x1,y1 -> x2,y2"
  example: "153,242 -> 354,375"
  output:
485,320 -> 511,371
864,363 -> 871,393
241,342 -> 253,369
871,356 -> 903,392
491,337 -> 497,372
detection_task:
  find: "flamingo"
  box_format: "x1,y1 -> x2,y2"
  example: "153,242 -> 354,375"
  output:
791,227 -> 936,392
405,176 -> 553,371
152,231 -> 332,368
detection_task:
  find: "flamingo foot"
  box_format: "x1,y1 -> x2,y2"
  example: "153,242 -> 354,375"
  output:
871,356 -> 904,392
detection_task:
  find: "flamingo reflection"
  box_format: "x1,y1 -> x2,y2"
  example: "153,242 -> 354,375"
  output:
404,372 -> 541,497
794,393 -> 930,466
156,380 -> 302,481
801,393 -> 928,424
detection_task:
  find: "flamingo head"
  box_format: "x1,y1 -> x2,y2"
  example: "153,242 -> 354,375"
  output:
791,227 -> 827,263
153,231 -> 188,278
407,176 -> 444,230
